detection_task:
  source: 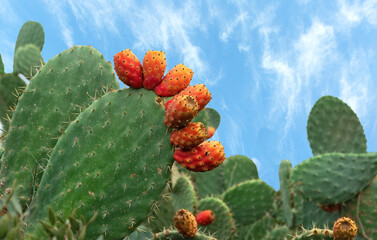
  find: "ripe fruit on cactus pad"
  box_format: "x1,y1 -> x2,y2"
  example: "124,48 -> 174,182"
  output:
196,210 -> 215,226
170,122 -> 208,149
174,209 -> 197,238
142,50 -> 166,89
164,95 -> 199,128
114,49 -> 143,88
174,141 -> 226,172
155,63 -> 193,97
178,84 -> 212,111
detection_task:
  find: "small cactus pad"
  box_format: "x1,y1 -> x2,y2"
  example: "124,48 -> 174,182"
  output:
197,197 -> 234,240
307,95 -> 366,155
222,179 -> 276,226
172,176 -> 197,213
14,21 -> 45,52
222,155 -> 259,189
193,108 -> 220,130
13,43 -> 44,79
0,46 -> 118,208
290,152 -> 377,204
278,159 -> 294,227
0,73 -> 26,130
153,229 -> 216,240
26,88 -> 174,239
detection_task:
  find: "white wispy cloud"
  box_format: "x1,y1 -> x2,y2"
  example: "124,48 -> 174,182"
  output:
42,0 -> 74,47
52,1 -> 219,86
337,0 -> 377,27
67,0 -> 123,35
339,49 -> 374,121
261,19 -> 337,133
223,115 -> 245,155
294,19 -> 336,80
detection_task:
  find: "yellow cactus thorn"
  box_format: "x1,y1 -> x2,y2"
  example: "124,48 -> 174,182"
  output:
333,217 -> 358,240
174,209 -> 197,238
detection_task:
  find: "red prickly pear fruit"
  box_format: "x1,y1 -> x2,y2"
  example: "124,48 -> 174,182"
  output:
195,210 -> 215,226
155,63 -> 193,97
114,49 -> 143,88
174,209 -> 197,238
177,84 -> 212,111
174,140 -> 226,172
142,50 -> 166,89
164,95 -> 199,128
207,126 -> 216,139
170,122 -> 208,149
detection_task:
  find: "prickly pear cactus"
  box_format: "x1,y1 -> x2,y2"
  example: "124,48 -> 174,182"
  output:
0,46 -> 119,208
26,88 -> 175,239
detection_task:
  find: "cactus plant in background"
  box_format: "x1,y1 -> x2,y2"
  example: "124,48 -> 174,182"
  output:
0,21 -> 45,132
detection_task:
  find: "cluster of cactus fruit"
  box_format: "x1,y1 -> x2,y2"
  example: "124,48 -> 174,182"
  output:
0,21 -> 376,240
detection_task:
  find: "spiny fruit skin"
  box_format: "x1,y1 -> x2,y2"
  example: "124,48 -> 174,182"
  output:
155,63 -> 193,97
174,141 -> 226,172
333,217 -> 357,240
174,209 -> 197,238
177,84 -> 212,111
164,95 -> 199,128
142,50 -> 166,89
207,126 -> 215,139
195,210 -> 215,226
170,122 -> 208,149
114,49 -> 143,88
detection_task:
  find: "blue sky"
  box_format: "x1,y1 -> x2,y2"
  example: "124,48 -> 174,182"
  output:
1,0 -> 377,190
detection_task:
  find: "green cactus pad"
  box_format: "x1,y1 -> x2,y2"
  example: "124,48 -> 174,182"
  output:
236,215 -> 274,240
193,108 -> 220,130
265,225 -> 290,240
278,159 -> 294,227
344,176 -> 377,239
290,152 -> 377,204
0,46 -> 118,207
14,21 -> 45,52
128,225 -> 154,240
197,197 -> 234,240
13,43 -> 44,79
307,95 -> 366,155
26,88 -> 174,239
172,176 -> 197,213
194,165 -> 225,200
153,230 -> 216,240
0,73 -> 26,130
290,228 -> 334,240
222,179 -> 276,226
222,155 -> 258,189
0,54 -> 4,74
